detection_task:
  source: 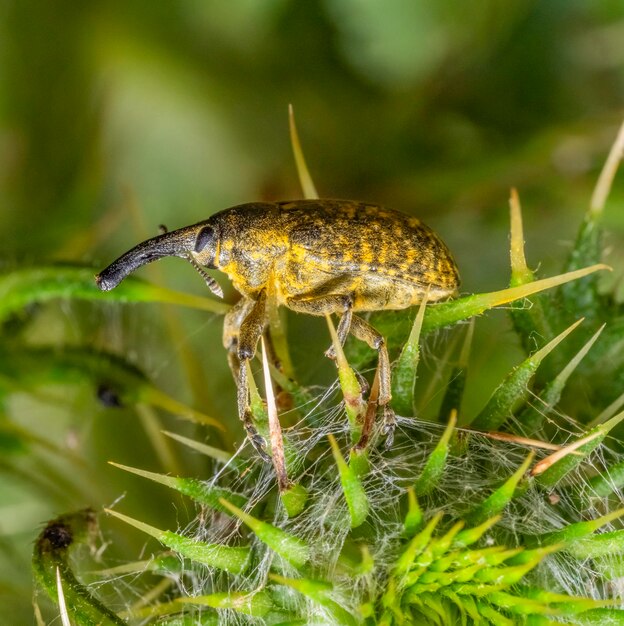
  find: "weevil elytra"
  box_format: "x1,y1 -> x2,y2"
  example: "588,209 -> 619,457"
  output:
96,199 -> 459,458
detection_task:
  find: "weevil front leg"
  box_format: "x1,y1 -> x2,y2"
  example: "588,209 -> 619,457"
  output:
349,314 -> 396,448
223,291 -> 271,461
236,362 -> 270,461
224,297 -> 287,391
223,296 -> 256,379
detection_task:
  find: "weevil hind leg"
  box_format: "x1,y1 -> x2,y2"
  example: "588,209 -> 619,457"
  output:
325,304 -> 353,359
287,291 -> 394,446
349,315 -> 391,403
349,314 -> 396,448
286,292 -> 353,357
325,305 -> 369,393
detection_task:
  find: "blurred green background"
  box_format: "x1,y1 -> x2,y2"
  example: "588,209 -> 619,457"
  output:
1,1 -> 624,621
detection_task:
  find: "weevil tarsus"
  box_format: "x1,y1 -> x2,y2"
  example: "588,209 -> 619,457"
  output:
382,405 -> 397,449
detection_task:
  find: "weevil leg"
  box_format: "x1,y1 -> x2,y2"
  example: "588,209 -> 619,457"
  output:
223,297 -> 255,379
349,314 -> 396,448
287,290 -> 395,441
238,289 -> 268,360
325,302 -> 353,359
237,362 -> 271,462
229,291 -> 271,461
287,290 -> 376,386
286,293 -> 353,356
349,315 -> 391,403
352,370 -> 380,453
224,296 -> 284,382
382,404 -> 396,449
286,293 -> 351,316
325,301 -> 370,392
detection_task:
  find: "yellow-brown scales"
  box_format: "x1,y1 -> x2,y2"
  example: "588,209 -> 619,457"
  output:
206,200 -> 459,309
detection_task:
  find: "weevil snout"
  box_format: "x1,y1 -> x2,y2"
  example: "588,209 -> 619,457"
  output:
95,222 -> 218,291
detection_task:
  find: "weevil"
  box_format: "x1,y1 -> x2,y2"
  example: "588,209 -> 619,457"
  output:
96,199 -> 459,458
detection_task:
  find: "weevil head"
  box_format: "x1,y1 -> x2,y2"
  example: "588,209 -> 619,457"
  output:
95,219 -> 219,291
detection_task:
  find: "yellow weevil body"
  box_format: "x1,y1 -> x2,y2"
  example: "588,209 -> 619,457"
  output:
96,199 -> 459,458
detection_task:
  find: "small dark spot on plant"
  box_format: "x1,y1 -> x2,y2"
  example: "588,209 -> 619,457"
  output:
42,522 -> 73,550
96,383 -> 123,408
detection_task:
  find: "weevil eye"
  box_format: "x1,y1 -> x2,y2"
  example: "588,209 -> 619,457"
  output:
195,225 -> 215,253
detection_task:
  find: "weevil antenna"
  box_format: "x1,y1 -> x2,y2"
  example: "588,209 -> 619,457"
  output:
187,254 -> 224,299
